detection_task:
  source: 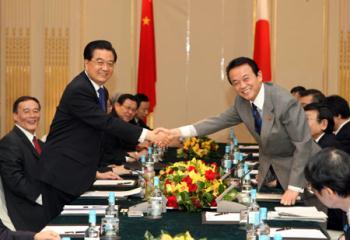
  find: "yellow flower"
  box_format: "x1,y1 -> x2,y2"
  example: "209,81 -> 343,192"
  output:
175,182 -> 189,193
189,170 -> 205,183
161,233 -> 174,240
166,183 -> 176,193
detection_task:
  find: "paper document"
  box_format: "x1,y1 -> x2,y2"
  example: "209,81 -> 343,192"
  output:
243,153 -> 259,158
42,225 -> 94,235
257,193 -> 301,201
205,212 -> 240,222
275,206 -> 328,219
269,227 -> 327,239
93,179 -> 135,186
81,187 -> 141,198
61,209 -> 105,215
239,145 -> 259,150
63,205 -> 106,210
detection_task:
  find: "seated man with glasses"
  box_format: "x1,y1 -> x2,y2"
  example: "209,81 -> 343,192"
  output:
305,148 -> 350,240
97,93 -> 149,179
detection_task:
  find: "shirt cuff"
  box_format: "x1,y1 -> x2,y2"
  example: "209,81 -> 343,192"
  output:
36,194 -> 43,205
178,125 -> 197,138
138,129 -> 148,143
288,185 -> 304,193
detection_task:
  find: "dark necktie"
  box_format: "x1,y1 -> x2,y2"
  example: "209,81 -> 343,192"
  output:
98,87 -> 106,112
32,136 -> 42,155
251,103 -> 262,135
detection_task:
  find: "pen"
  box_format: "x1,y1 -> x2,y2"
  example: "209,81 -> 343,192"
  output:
275,227 -> 292,232
214,212 -> 229,216
64,231 -> 85,234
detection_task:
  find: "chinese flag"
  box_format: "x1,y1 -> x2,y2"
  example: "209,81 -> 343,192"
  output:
137,0 -> 157,113
253,0 -> 271,82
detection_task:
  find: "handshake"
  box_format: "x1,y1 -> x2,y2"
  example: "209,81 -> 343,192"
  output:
145,127 -> 182,147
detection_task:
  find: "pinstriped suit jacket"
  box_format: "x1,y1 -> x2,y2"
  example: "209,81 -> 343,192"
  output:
194,83 -> 320,190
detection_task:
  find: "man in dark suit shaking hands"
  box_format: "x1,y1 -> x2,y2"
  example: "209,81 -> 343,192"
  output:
38,40 -> 168,221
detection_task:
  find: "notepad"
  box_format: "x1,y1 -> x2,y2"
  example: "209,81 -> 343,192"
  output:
205,212 -> 240,222
81,187 -> 141,198
239,145 -> 259,149
42,225 -> 93,235
256,193 -> 301,201
269,227 -> 327,239
61,209 -> 106,215
93,179 -> 135,186
268,206 -> 327,222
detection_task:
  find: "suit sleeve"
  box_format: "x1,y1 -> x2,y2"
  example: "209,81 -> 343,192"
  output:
193,104 -> 242,136
0,140 -> 41,204
0,219 -> 34,240
64,84 -> 143,144
281,99 -> 319,188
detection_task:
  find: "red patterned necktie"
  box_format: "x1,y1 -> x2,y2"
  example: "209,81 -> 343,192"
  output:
32,136 -> 42,155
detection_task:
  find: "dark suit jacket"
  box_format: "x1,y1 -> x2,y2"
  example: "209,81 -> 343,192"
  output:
194,83 -> 320,190
318,133 -> 342,149
99,111 -> 136,171
39,71 -> 143,197
0,219 -> 34,240
130,118 -> 151,130
0,126 -> 46,231
336,122 -> 350,154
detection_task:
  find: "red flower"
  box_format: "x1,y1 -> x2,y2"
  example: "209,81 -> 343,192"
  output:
211,162 -> 218,172
165,179 -> 172,186
182,175 -> 193,185
167,195 -> 179,208
187,165 -> 197,173
210,199 -> 217,207
188,183 -> 198,193
205,169 -> 216,181
191,197 -> 202,208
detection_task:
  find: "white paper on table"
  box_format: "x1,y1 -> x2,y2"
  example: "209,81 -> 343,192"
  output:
242,153 -> 259,158
63,205 -> 106,210
239,145 -> 259,150
60,209 -> 106,215
245,161 -> 259,167
81,187 -> 141,198
257,193 -> 301,201
269,227 -> 327,239
205,211 -> 240,222
275,206 -> 328,219
42,225 -> 94,235
93,179 -> 135,186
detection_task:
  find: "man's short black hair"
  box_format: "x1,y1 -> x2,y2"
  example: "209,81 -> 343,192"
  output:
13,96 -> 41,113
290,86 -> 306,94
304,103 -> 335,134
305,148 -> 350,198
299,89 -> 325,104
83,40 -> 117,62
226,57 -> 260,85
325,95 -> 350,119
134,93 -> 149,105
117,94 -> 138,107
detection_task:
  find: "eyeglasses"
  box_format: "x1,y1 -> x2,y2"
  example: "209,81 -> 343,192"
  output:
122,104 -> 137,113
90,59 -> 115,68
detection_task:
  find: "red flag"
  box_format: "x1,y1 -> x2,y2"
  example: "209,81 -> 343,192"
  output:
253,0 -> 271,82
137,0 -> 157,113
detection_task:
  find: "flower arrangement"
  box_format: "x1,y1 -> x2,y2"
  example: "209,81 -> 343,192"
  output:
144,230 -> 206,240
177,137 -> 219,161
159,158 -> 226,212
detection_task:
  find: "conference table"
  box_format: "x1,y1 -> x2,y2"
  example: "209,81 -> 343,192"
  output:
48,144 -> 330,239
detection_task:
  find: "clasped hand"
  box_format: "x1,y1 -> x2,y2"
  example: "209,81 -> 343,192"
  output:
146,128 -> 181,147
